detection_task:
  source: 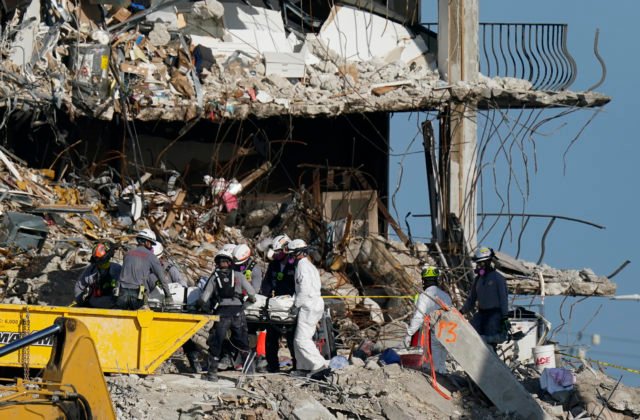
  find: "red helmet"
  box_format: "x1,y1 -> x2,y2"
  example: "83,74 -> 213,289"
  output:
91,242 -> 113,264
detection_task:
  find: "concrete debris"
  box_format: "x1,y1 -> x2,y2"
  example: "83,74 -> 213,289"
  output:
495,251 -> 617,296
99,355 -> 640,420
0,0 -> 609,122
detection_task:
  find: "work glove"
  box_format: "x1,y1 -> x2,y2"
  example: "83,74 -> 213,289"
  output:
289,306 -> 299,318
247,295 -> 257,304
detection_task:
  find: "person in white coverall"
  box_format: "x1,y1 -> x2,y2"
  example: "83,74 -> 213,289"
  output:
403,265 -> 452,374
287,239 -> 328,373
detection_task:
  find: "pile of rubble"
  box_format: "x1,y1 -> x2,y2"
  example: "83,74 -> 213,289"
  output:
103,359 -> 640,419
0,116 -> 633,420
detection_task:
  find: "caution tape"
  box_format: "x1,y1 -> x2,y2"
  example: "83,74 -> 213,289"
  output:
558,352 -> 640,375
321,295 -> 416,299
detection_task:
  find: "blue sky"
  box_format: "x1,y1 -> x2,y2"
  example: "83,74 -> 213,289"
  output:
389,1 -> 640,386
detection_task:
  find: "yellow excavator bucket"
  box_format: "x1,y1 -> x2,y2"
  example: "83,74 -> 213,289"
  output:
0,304 -> 217,374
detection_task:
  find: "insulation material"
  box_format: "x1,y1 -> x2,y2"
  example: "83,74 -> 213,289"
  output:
222,1 -> 292,53
318,5 -> 428,63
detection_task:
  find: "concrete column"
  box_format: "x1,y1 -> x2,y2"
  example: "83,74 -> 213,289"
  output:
438,0 -> 479,249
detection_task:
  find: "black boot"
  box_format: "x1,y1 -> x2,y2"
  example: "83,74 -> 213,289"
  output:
187,351 -> 203,374
205,355 -> 219,382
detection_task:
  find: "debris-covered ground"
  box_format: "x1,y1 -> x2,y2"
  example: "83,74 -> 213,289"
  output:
105,357 -> 640,419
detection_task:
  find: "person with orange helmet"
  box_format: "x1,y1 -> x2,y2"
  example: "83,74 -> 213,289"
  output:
74,242 -> 121,308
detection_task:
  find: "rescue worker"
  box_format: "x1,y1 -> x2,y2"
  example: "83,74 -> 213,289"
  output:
260,234 -> 297,373
233,244 -> 263,293
116,229 -> 172,310
152,242 -> 188,287
150,242 -> 201,372
287,239 -> 328,375
460,246 -> 510,347
403,265 -> 453,374
198,248 -> 257,382
74,242 -> 121,308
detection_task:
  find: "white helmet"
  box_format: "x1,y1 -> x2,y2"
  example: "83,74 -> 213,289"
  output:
233,244 -> 251,265
152,242 -> 164,257
221,243 -> 236,255
272,234 -> 291,252
136,228 -> 157,244
214,248 -> 233,264
286,239 -> 308,254
473,246 -> 494,262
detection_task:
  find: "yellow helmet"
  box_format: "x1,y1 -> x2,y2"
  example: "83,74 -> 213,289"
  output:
421,265 -> 440,278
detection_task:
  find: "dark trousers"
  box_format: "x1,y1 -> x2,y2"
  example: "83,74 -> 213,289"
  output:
115,288 -> 145,310
471,308 -> 504,344
207,308 -> 249,373
266,323 -> 296,372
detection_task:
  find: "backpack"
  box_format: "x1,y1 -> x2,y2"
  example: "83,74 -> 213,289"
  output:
214,269 -> 236,299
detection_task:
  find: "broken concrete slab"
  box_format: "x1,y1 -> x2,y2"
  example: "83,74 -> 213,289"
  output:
292,397 -> 337,420
432,309 -> 550,419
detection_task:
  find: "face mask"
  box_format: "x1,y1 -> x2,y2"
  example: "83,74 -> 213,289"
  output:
475,267 -> 486,276
274,251 -> 285,261
287,256 -> 296,265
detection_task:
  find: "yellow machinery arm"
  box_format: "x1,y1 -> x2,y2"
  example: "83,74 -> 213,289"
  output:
0,317 -> 116,419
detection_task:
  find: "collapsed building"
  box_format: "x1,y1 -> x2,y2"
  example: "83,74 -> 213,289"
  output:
1,0 -> 635,418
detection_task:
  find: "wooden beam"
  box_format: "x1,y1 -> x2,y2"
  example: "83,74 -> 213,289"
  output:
376,197 -> 410,245
163,189 -> 187,229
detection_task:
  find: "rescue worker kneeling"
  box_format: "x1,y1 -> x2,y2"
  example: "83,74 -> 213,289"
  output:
115,229 -> 172,310
403,265 -> 452,374
198,248 -> 256,382
74,242 -> 121,308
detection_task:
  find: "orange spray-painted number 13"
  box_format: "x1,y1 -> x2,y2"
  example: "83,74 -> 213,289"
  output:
437,321 -> 458,343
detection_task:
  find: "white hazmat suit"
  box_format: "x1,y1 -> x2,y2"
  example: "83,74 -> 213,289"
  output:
406,285 -> 453,374
293,257 -> 327,372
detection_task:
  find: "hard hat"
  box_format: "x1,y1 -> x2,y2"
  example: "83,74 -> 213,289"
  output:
91,242 -> 113,263
152,242 -> 164,257
136,228 -> 157,244
214,248 -> 234,264
473,246 -> 494,262
221,243 -> 236,255
421,265 -> 440,278
232,244 -> 251,265
272,234 -> 291,252
286,239 -> 308,254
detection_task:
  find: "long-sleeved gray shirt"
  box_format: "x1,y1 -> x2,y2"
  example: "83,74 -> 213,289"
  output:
118,245 -> 170,294
200,268 -> 256,308
235,262 -> 263,295
461,270 -> 509,317
149,260 -> 189,287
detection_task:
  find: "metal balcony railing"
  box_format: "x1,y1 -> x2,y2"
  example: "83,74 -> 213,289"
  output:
421,23 -> 577,91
